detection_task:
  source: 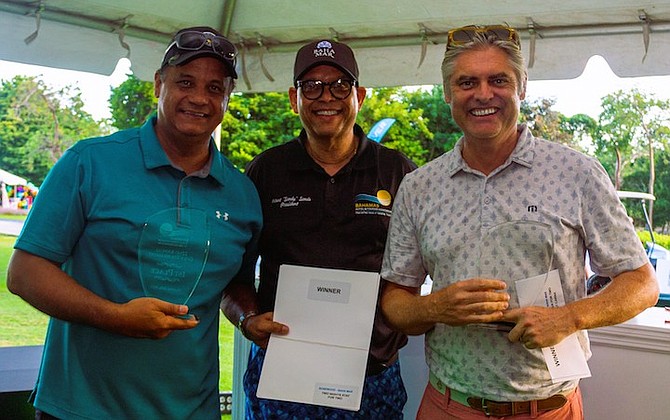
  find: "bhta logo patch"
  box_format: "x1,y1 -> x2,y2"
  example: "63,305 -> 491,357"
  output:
354,189 -> 392,217
313,40 -> 336,58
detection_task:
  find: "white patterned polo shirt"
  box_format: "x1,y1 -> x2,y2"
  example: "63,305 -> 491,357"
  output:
381,124 -> 649,401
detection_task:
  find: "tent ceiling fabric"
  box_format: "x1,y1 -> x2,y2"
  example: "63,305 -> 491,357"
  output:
1,0 -> 670,92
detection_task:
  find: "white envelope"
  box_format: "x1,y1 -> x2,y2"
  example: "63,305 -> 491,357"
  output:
516,270 -> 592,383
257,264 -> 380,411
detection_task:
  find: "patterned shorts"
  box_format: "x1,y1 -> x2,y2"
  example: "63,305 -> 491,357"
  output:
243,344 -> 407,419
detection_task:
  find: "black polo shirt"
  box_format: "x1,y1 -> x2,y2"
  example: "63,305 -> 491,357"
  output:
246,124 -> 417,364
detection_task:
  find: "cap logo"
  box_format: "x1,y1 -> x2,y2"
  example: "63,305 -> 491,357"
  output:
313,40 -> 335,59
168,53 -> 182,65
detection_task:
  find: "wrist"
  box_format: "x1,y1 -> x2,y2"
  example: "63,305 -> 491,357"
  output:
237,310 -> 258,339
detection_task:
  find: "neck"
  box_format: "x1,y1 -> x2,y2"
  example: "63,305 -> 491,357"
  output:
305,137 -> 358,176
158,135 -> 211,175
461,134 -> 518,176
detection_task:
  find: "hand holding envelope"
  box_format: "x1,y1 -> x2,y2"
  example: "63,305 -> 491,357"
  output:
479,221 -> 591,383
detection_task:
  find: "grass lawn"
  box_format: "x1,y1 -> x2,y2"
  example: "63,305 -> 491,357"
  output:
0,232 -> 235,418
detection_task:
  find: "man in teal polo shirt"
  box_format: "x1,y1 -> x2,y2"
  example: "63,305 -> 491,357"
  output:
7,26 -> 262,419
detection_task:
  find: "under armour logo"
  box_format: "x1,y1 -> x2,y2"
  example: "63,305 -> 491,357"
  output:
216,211 -> 229,221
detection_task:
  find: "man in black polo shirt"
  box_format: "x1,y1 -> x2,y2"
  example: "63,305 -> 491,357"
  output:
221,39 -> 416,418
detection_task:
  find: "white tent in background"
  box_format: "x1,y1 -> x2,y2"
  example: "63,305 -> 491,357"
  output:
0,168 -> 27,208
0,168 -> 27,186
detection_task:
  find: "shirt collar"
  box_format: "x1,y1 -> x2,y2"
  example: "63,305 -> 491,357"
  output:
446,123 -> 535,177
139,115 -> 225,186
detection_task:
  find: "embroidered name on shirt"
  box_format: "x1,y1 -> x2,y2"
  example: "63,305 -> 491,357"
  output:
272,195 -> 312,208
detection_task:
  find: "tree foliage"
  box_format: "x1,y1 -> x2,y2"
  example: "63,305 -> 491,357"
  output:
597,89 -> 670,226
520,97 -> 587,151
109,74 -> 157,130
0,76 -> 104,185
221,91 -> 302,169
403,85 -> 462,161
597,89 -> 670,185
357,87 -> 434,166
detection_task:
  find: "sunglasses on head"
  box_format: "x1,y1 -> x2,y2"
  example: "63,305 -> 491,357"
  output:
447,25 -> 520,50
168,30 -> 238,61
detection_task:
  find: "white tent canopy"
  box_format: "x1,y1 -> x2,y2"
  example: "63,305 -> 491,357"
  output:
1,0 -> 670,92
0,168 -> 27,208
0,168 -> 27,186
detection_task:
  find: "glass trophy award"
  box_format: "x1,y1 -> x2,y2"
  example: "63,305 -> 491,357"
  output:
476,220 -> 554,330
138,208 -> 211,314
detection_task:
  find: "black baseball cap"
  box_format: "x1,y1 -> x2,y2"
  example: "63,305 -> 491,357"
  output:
293,39 -> 359,84
160,26 -> 238,79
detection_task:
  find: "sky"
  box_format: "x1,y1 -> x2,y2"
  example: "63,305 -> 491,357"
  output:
1,55 -> 670,121
0,58 -> 132,121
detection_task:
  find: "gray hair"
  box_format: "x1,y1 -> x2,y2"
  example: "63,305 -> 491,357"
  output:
441,32 -> 527,97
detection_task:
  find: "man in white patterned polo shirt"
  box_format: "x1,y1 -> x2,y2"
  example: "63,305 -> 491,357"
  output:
379,24 -> 659,419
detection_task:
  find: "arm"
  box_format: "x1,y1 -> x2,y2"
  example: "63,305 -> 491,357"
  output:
220,279 -> 288,348
381,279 -> 510,336
503,262 -> 659,348
7,249 -> 198,339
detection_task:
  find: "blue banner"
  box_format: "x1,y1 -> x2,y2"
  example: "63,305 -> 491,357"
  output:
367,118 -> 396,142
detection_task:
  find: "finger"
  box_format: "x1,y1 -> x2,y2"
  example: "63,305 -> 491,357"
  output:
466,279 -> 508,291
507,323 -> 525,343
176,304 -> 189,315
167,317 -> 200,330
155,303 -> 200,329
523,338 -> 537,349
470,299 -> 510,314
150,299 -> 189,317
271,321 -> 289,335
500,308 -> 523,323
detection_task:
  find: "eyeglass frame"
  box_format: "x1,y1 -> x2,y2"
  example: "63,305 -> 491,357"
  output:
165,30 -> 238,62
295,78 -> 359,100
446,25 -> 520,50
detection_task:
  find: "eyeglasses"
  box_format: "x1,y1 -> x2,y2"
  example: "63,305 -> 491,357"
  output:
167,30 -> 238,62
296,78 -> 357,100
446,25 -> 520,50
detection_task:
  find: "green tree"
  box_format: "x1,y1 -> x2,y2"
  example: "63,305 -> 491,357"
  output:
0,76 -> 104,184
597,89 -> 670,226
109,74 -> 157,130
221,91 -> 301,169
404,85 -> 461,161
520,98 -> 583,150
624,152 -> 670,233
560,113 -> 599,151
357,87 -> 433,165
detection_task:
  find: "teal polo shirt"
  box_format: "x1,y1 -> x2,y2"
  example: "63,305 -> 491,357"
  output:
15,116 -> 262,419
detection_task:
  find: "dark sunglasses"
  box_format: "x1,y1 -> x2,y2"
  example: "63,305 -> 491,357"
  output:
447,25 -> 520,50
296,78 -> 357,100
168,30 -> 238,61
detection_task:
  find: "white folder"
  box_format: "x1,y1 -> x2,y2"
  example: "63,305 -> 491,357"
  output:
257,264 -> 380,411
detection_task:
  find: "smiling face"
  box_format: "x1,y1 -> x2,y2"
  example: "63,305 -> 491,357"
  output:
153,57 -> 232,145
289,64 -> 365,143
445,46 -> 526,146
